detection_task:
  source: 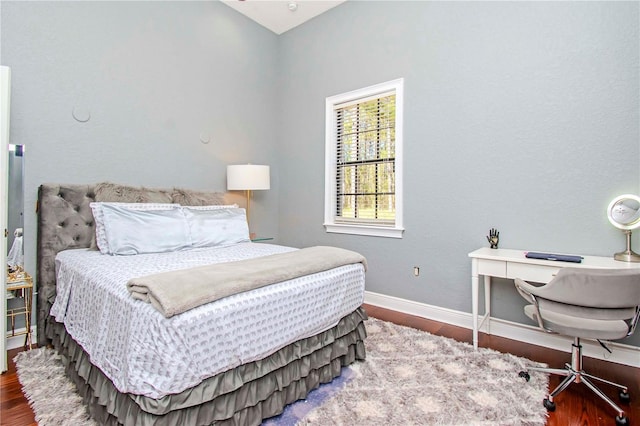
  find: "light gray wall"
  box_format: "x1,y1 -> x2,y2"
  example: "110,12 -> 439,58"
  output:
1,1 -> 280,279
277,1 -> 640,345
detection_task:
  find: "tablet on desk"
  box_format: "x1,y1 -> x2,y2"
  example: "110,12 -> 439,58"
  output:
525,252 -> 583,263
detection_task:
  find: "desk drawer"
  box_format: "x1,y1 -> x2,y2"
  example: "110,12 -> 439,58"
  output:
507,262 -> 559,283
477,259 -> 507,278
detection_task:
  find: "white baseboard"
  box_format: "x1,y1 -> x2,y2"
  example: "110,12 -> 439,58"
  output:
6,327 -> 36,350
364,291 -> 640,368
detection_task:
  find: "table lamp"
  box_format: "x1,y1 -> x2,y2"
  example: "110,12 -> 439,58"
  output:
226,164 -> 270,226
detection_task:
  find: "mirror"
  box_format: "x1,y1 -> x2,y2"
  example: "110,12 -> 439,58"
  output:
6,144 -> 27,350
7,144 -> 24,292
7,144 -> 24,275
607,194 -> 640,262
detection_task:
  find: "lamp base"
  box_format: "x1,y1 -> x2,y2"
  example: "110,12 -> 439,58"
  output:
614,250 -> 640,263
614,230 -> 640,262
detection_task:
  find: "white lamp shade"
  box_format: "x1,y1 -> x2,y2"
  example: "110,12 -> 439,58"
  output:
227,164 -> 270,190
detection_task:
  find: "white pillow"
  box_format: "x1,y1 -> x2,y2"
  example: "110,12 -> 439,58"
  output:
100,204 -> 192,255
182,207 -> 250,248
90,202 -> 180,254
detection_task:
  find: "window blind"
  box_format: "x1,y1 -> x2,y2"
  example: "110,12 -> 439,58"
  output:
334,92 -> 396,226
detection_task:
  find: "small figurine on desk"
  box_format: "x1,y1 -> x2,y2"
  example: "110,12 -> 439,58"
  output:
486,228 -> 499,249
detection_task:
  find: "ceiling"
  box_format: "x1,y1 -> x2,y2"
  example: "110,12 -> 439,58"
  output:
220,0 -> 347,35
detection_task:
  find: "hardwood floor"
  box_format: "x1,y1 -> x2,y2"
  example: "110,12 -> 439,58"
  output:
1,305 -> 638,425
1,347 -> 36,426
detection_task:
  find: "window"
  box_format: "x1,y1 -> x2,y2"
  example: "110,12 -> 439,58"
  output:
324,78 -> 404,238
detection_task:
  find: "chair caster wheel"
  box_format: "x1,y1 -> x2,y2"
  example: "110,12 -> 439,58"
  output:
519,371 -> 530,382
619,390 -> 630,404
615,415 -> 628,426
543,398 -> 556,412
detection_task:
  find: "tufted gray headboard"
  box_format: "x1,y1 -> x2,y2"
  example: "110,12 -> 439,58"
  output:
37,184 -> 97,345
36,183 -> 226,346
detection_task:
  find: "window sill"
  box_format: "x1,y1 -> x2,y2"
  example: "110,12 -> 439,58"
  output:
324,223 -> 404,238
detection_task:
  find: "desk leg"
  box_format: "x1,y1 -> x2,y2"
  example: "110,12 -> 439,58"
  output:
484,275 -> 491,336
471,259 -> 479,350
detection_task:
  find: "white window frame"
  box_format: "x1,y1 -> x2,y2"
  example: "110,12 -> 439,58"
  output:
324,78 -> 404,238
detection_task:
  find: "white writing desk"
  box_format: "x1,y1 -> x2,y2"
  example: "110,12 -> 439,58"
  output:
468,247 -> 640,350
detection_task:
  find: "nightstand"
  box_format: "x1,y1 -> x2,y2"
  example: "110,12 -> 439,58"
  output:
6,270 -> 34,349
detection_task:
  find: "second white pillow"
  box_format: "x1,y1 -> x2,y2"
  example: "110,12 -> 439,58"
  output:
182,207 -> 250,248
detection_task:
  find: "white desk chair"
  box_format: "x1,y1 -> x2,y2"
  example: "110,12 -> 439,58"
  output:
515,268 -> 640,426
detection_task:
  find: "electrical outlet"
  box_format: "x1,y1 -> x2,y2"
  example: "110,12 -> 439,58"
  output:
413,266 -> 420,277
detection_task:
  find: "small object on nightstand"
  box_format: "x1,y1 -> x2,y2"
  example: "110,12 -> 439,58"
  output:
486,228 -> 499,249
251,237 -> 274,242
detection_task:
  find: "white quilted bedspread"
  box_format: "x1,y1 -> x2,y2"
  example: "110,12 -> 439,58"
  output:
51,243 -> 366,399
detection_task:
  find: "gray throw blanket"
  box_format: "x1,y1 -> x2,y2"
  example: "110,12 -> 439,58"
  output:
127,246 -> 367,318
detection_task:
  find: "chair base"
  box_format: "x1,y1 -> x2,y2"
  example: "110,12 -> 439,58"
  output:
520,337 -> 630,425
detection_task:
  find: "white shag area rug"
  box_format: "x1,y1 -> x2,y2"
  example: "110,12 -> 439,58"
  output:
14,318 -> 548,425
300,318 -> 549,425
13,347 -> 98,426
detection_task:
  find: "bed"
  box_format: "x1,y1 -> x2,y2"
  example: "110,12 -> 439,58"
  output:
36,182 -> 367,425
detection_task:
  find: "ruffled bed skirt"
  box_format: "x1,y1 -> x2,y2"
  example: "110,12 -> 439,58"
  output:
47,307 -> 368,425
